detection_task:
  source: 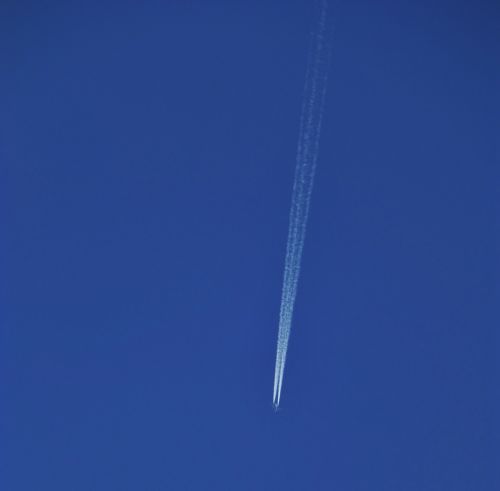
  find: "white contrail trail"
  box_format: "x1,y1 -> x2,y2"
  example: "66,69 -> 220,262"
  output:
273,0 -> 331,409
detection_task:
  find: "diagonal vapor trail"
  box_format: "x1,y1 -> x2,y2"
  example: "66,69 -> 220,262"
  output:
273,0 -> 331,409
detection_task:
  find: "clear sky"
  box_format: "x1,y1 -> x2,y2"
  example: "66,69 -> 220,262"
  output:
2,1 -> 497,489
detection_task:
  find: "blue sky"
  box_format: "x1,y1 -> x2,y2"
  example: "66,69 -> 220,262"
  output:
2,1 -> 497,489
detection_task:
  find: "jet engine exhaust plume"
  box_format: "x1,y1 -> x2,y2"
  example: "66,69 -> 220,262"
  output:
272,0 -> 331,409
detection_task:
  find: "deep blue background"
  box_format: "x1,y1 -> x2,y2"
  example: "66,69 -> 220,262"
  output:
2,1 -> 497,489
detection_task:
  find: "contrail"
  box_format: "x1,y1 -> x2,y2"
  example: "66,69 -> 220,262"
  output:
273,0 -> 331,409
